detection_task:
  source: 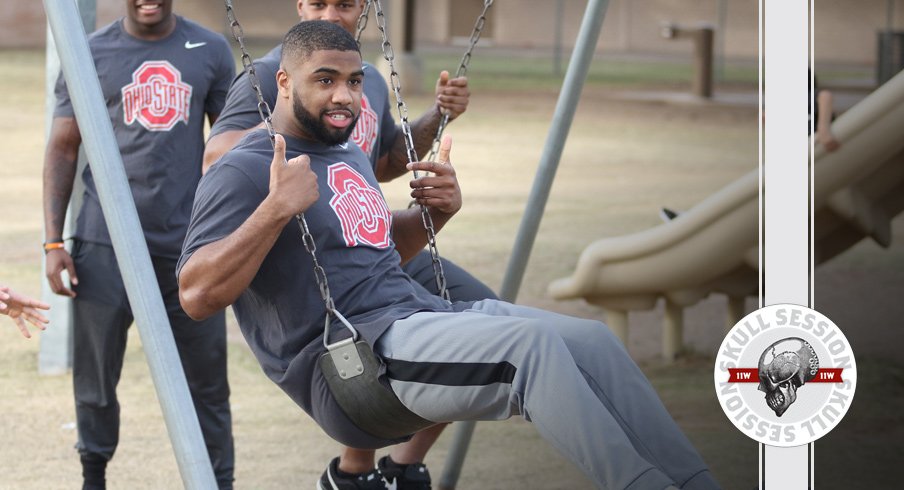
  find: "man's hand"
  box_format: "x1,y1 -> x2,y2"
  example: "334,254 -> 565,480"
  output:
0,285 -> 50,339
265,134 -> 319,220
408,135 -> 461,215
435,71 -> 470,121
45,248 -> 78,298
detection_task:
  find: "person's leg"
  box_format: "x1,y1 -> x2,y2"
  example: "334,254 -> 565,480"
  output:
389,423 -> 446,465
401,250 -> 498,301
465,300 -> 720,489
375,310 -> 675,490
154,256 -> 234,489
71,242 -> 132,489
321,252 -> 494,488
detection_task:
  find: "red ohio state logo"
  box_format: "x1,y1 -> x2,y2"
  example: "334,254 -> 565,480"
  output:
121,61 -> 192,131
328,162 -> 392,248
351,94 -> 378,155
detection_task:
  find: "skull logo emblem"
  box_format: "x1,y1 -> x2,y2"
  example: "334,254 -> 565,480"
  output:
757,337 -> 819,417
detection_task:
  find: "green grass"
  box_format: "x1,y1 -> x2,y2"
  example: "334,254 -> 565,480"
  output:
404,50 -> 762,92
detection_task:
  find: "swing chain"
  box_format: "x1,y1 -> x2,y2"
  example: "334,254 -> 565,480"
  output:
372,0 -> 450,302
224,0 -> 339,317
424,0 -> 494,163
354,0 -> 372,46
224,0 -> 275,144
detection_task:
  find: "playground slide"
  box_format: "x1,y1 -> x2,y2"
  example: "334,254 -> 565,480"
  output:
548,70 -> 904,359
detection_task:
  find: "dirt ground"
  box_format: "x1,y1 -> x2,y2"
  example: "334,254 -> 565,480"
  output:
1,46 -> 902,489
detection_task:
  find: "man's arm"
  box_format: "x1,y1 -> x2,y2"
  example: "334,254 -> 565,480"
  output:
203,126 -> 261,173
391,135 -> 461,263
43,116 -> 82,297
203,52 -> 280,174
375,71 -> 470,182
179,135 -> 319,320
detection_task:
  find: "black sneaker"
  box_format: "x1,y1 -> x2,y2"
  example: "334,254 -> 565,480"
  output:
377,456 -> 432,490
80,453 -> 107,490
318,457 -> 388,490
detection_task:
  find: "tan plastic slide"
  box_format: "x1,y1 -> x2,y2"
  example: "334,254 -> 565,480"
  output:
548,70 -> 904,360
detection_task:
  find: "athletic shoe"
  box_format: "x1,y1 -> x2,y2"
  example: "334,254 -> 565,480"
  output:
659,207 -> 679,221
377,455 -> 432,490
317,457 -> 388,490
80,453 -> 106,490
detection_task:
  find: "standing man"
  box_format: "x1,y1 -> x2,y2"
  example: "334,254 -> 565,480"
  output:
205,1 -> 496,488
42,1 -> 235,488
179,20 -> 720,490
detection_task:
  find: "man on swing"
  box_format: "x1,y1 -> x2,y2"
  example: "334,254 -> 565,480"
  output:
178,20 -> 720,490
206,1 -> 495,488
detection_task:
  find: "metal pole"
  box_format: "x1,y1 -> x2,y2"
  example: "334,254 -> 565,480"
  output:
439,1 -> 611,488
499,0 -> 610,303
39,0 -> 95,375
42,1 -> 218,488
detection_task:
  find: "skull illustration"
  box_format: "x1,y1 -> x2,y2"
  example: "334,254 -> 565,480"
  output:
757,337 -> 819,417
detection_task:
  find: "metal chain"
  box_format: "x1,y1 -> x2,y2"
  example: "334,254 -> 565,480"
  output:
354,0 -> 372,46
424,0 -> 494,163
224,0 -> 340,320
372,0 -> 451,302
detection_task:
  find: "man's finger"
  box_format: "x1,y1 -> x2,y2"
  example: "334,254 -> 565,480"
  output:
28,299 -> 51,311
445,76 -> 469,87
26,308 -> 50,324
437,70 -> 450,88
26,311 -> 49,329
14,316 -> 32,339
437,134 -> 453,164
272,134 -> 286,166
66,261 -> 79,287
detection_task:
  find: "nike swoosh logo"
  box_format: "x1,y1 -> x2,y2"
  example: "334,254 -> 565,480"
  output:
184,41 -> 207,49
384,478 -> 398,490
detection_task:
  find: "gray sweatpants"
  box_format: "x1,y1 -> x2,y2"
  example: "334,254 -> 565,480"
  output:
375,300 -> 719,490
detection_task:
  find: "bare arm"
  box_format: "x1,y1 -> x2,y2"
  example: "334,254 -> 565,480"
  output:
203,127 -> 259,174
391,135 -> 461,263
43,116 -> 82,297
179,135 -> 319,320
375,71 -> 470,182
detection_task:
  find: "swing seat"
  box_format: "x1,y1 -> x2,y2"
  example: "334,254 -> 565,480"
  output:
320,338 -> 435,440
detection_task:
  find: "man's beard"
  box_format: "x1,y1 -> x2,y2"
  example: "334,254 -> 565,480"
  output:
293,92 -> 358,147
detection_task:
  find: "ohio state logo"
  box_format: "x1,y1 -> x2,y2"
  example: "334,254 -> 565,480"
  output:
328,162 -> 392,248
714,304 -> 856,447
351,94 -> 378,155
121,61 -> 192,131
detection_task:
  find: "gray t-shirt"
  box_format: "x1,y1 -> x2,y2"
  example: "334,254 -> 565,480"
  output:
178,130 -> 451,447
209,45 -> 397,168
54,17 -> 235,258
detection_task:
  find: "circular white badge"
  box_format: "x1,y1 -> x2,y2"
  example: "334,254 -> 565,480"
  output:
713,304 -> 857,447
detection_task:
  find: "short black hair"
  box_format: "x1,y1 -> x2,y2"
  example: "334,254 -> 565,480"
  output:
281,20 -> 360,67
